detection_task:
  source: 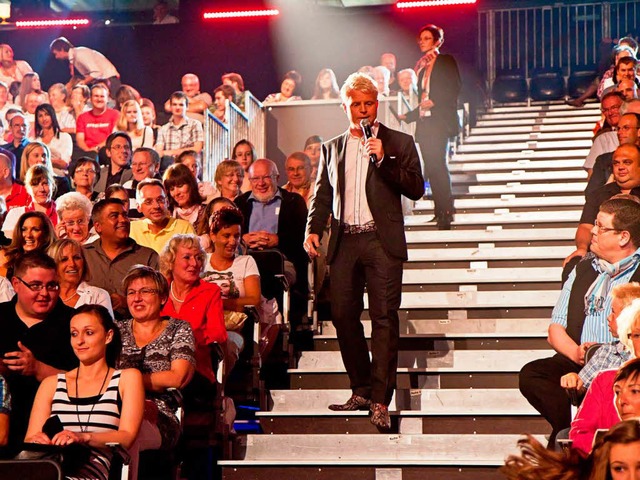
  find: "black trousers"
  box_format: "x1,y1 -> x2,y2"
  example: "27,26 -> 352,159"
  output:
415,120 -> 454,215
519,353 -> 581,444
330,231 -> 403,406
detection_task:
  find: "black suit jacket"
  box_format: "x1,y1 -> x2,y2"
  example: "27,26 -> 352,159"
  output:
405,53 -> 461,137
235,187 -> 308,276
306,123 -> 424,263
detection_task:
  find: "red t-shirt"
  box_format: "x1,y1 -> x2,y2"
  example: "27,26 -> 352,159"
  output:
76,108 -> 119,148
161,279 -> 226,383
5,182 -> 29,210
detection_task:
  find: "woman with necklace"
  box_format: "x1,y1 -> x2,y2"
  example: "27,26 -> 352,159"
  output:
48,239 -> 113,317
0,210 -> 55,278
159,234 -> 226,401
116,265 -> 195,453
24,304 -> 144,480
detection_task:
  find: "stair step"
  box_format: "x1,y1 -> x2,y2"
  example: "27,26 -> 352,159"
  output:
471,123 -> 596,135
405,210 -> 581,227
415,196 -> 584,210
402,266 -> 561,284
464,131 -> 593,143
451,149 -> 589,162
449,159 -> 584,172
486,104 -> 599,113
452,170 -> 586,184
480,109 -> 598,120
405,227 -> 575,243
364,290 -> 560,309
294,350 -> 553,372
407,245 -> 572,261
457,140 -> 591,153
461,182 -> 585,195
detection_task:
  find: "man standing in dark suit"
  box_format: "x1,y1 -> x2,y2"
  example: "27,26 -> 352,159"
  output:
401,24 -> 461,230
304,72 -> 424,429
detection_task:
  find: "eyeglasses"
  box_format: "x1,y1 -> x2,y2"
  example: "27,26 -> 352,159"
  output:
126,288 -> 159,297
15,277 -> 60,292
602,106 -> 621,114
75,168 -> 96,175
63,219 -> 88,228
594,221 -> 620,234
249,175 -> 275,183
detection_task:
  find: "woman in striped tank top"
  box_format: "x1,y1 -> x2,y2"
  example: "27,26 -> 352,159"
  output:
24,304 -> 145,480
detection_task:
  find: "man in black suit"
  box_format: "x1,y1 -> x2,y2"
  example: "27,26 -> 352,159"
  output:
304,72 -> 424,429
401,24 -> 461,229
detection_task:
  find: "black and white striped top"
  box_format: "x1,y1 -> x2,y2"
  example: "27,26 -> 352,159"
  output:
50,370 -> 122,480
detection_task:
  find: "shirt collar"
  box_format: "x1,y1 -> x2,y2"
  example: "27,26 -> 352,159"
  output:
248,188 -> 282,204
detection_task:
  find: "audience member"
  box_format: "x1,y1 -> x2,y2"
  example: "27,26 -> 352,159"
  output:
46,83 -> 75,133
0,44 -> 32,87
116,265 -> 195,451
69,157 -> 100,203
130,178 -> 195,253
104,184 -> 130,210
600,55 -> 639,99
164,73 -> 212,124
210,85 -> 235,123
175,150 -> 218,202
140,98 -> 160,145
372,65 -> 391,96
565,144 -> 640,268
380,52 -> 397,88
0,149 -> 28,211
1,114 -> 28,173
47,238 -> 113,315
232,140 -> 255,193
304,135 -> 322,183
0,211 -> 55,278
55,191 -> 97,244
222,72 -> 245,110
264,70 -> 302,103
24,304 -> 143,479
16,72 -> 46,109
586,112 -> 640,195
34,103 -> 72,176
155,91 -> 204,159
114,84 -> 141,111
0,252 -> 76,454
50,37 -> 121,99
397,68 -> 418,100
69,84 -> 91,122
618,78 -> 639,101
117,99 -> 154,150
235,158 -> 308,287
159,234 -> 226,394
283,151 -> 313,206
124,147 -> 161,215
214,160 -> 244,201
3,164 -> 58,239
311,68 -> 340,100
83,198 -> 159,318
75,84 -> 120,155
94,132 -> 133,193
153,0 -> 179,24
520,198 -> 640,447
0,81 -> 14,130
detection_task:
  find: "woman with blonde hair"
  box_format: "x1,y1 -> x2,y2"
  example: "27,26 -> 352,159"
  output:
0,44 -> 32,87
19,141 -> 70,199
116,99 -> 154,150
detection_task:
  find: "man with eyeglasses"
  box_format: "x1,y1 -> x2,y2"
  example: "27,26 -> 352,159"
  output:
283,151 -> 313,207
1,114 -> 29,174
0,251 -> 76,455
521,197 -> 640,449
94,132 -> 133,194
123,148 -> 162,218
83,198 -> 159,319
235,158 -> 308,290
75,83 -> 119,155
129,178 -> 195,253
584,92 -> 624,178
565,143 -> 640,274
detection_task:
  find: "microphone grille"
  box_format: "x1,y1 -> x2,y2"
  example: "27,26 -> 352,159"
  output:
360,118 -> 370,127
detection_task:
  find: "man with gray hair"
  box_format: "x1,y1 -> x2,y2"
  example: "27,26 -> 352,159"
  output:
55,191 -> 96,244
304,72 -> 424,428
283,151 -> 313,206
235,158 -> 308,287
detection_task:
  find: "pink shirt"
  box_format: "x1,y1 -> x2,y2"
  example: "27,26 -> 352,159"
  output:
76,108 -> 119,148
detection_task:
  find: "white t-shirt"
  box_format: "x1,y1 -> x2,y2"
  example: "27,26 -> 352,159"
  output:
202,254 -> 259,299
583,131 -> 619,169
38,132 -> 73,175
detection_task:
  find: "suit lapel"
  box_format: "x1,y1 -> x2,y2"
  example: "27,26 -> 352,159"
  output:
337,132 -> 348,213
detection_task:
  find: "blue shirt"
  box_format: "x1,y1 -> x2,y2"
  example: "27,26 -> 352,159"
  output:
248,190 -> 282,234
551,248 -> 640,344
578,341 -> 631,389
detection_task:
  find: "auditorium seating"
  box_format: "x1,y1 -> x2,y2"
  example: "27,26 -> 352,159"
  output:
530,68 -> 566,101
492,69 -> 529,103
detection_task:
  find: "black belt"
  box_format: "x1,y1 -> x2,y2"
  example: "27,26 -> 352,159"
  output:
341,223 -> 377,234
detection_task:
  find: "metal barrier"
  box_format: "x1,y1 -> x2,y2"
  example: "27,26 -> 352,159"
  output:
479,0 -> 640,101
244,91 -> 266,158
202,111 -> 229,183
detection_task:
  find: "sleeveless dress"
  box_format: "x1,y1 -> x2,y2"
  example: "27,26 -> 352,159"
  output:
50,370 -> 123,480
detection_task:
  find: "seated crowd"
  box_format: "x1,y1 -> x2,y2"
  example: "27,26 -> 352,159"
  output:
513,36 -> 640,478
0,35 -> 366,479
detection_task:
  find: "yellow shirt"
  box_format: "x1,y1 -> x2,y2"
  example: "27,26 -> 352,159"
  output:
129,217 -> 196,253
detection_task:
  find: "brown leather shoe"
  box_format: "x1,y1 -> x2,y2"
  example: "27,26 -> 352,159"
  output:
328,394 -> 371,411
370,403 -> 391,429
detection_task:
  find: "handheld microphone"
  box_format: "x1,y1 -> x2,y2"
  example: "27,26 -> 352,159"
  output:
360,118 -> 378,164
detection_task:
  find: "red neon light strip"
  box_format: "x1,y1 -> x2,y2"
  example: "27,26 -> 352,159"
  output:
397,0 -> 476,7
16,18 -> 90,27
203,9 -> 279,19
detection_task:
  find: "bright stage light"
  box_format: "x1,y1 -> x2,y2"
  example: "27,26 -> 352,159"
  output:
396,0 -> 476,8
203,9 -> 280,20
15,18 -> 90,28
